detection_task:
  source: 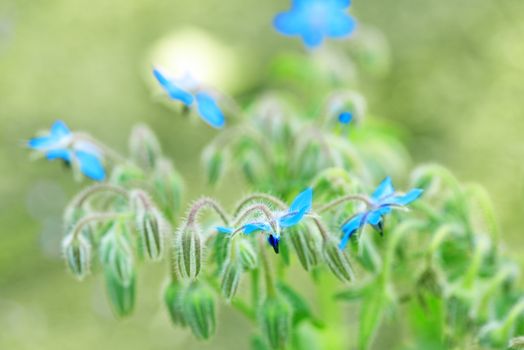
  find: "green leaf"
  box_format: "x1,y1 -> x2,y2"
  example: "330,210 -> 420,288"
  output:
359,285 -> 388,350
277,282 -> 323,328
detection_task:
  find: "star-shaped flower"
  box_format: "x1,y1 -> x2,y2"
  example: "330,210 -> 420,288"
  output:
217,188 -> 313,253
28,120 -> 106,181
273,0 -> 356,48
153,68 -> 225,129
339,177 -> 423,249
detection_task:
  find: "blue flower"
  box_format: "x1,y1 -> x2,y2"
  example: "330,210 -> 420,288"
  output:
153,68 -> 225,129
216,188 -> 313,253
338,111 -> 353,124
273,0 -> 356,48
28,121 -> 106,181
339,177 -> 423,249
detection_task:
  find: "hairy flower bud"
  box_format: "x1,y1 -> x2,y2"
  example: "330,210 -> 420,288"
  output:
173,223 -> 204,280
100,226 -> 135,286
288,226 -> 321,271
153,158 -> 184,217
322,238 -> 355,282
62,233 -> 91,280
131,190 -> 167,261
220,261 -> 242,301
182,282 -> 216,340
237,239 -> 258,270
104,266 -> 136,318
164,281 -> 187,327
259,296 -> 292,349
202,145 -> 226,185
129,123 -> 162,170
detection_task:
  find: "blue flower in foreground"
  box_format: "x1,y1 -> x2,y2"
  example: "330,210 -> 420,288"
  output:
274,0 -> 356,48
153,68 -> 225,129
28,121 -> 106,181
216,188 -> 313,254
339,177 -> 423,249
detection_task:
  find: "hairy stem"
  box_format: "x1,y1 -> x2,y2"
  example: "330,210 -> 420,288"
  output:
258,238 -> 276,297
69,184 -> 128,208
187,197 -> 230,226
316,194 -> 372,213
233,193 -> 287,217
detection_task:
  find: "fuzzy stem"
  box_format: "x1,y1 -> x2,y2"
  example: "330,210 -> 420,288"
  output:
69,184 -> 128,208
233,193 -> 287,217
316,194 -> 373,213
71,212 -> 125,240
233,203 -> 278,233
309,215 -> 330,240
186,197 -> 230,226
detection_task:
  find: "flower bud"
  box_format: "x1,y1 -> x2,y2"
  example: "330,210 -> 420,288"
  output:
173,223 -> 204,280
288,226 -> 321,271
131,190 -> 167,261
104,266 -> 135,318
153,158 -> 184,217
237,239 -> 258,270
62,233 -> 91,280
322,238 -> 355,282
129,123 -> 162,170
182,282 -> 216,340
220,261 -> 242,301
100,226 -> 135,286
259,296 -> 292,349
202,145 -> 226,185
164,281 -> 187,327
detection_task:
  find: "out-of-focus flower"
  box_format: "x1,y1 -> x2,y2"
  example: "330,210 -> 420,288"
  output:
28,120 -> 106,181
338,111 -> 353,124
217,188 -> 313,253
339,177 -> 423,249
274,0 -> 356,48
153,68 -> 225,129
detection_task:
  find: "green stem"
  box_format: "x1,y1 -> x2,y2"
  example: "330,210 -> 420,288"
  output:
316,195 -> 372,214
258,238 -> 276,297
69,184 -> 128,208
187,197 -> 230,226
233,193 -> 287,217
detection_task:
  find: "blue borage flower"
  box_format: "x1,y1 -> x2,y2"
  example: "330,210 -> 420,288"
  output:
339,177 -> 423,249
273,0 -> 356,48
217,188 -> 313,254
338,111 -> 353,125
153,68 -> 225,129
28,120 -> 106,181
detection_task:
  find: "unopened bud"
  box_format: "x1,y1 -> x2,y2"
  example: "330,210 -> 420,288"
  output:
62,233 -> 91,280
104,266 -> 136,318
101,226 -> 135,286
131,190 -> 167,261
259,296 -> 292,349
173,223 -> 204,280
322,238 -> 355,282
288,226 -> 321,271
164,281 -> 187,327
182,282 -> 216,340
237,239 -> 258,270
220,261 -> 242,301
202,145 -> 226,185
129,123 -> 162,170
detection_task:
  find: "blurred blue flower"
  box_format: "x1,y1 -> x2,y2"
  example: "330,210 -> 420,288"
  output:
153,68 -> 225,129
339,177 -> 423,249
338,111 -> 353,124
216,188 -> 313,253
274,0 -> 356,48
28,120 -> 106,181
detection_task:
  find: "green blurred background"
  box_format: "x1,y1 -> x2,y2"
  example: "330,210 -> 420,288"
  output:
1,0 -> 523,349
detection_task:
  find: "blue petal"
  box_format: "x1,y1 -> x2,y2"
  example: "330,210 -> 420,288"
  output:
384,189 -> 424,206
273,12 -> 304,35
332,0 -> 351,9
279,206 -> 308,228
302,28 -> 324,48
50,120 -> 71,138
243,222 -> 272,234
366,209 -> 388,226
75,150 -> 106,181
339,212 -> 365,249
195,92 -> 225,129
326,14 -> 356,37
289,187 -> 313,215
28,136 -> 56,150
371,177 -> 395,202
46,148 -> 71,161
216,226 -> 234,234
153,68 -> 194,106
338,111 -> 353,124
